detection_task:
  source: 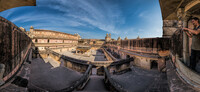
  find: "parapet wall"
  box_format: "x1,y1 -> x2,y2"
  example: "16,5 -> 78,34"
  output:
169,29 -> 200,91
170,30 -> 183,58
0,16 -> 32,82
105,38 -> 170,70
45,48 -> 92,91
104,57 -> 134,92
107,38 -> 170,53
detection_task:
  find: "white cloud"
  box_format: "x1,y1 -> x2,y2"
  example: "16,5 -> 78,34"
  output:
37,0 -> 124,34
0,0 -> 163,39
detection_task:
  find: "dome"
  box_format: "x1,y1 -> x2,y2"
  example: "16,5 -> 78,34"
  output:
30,26 -> 34,29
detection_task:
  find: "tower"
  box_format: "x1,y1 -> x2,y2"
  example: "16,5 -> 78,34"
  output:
124,37 -> 128,40
105,33 -> 111,42
30,26 -> 34,33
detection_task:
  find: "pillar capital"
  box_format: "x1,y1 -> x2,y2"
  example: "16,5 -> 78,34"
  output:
183,12 -> 191,21
177,8 -> 191,21
177,8 -> 184,20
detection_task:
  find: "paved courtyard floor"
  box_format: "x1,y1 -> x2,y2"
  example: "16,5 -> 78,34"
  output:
111,66 -> 169,92
61,50 -> 107,62
28,58 -> 83,91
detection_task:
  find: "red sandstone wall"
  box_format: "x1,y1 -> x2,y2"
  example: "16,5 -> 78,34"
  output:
49,39 -> 63,43
64,40 -> 73,43
32,30 -> 78,40
38,39 -> 48,43
0,16 -> 32,77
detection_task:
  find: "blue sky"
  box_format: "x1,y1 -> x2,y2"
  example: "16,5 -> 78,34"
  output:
0,0 -> 163,39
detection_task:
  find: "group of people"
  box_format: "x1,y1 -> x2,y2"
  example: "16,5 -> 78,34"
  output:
182,17 -> 200,71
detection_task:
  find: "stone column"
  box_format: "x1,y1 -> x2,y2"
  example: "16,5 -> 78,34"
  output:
177,8 -> 190,65
182,15 -> 190,65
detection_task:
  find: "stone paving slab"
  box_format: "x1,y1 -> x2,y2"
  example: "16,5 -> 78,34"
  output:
111,66 -> 169,92
43,57 -> 60,68
61,50 -> 107,61
82,75 -> 108,92
0,62 -> 30,92
166,59 -> 197,92
28,58 -> 83,91
61,50 -> 95,61
0,84 -> 27,92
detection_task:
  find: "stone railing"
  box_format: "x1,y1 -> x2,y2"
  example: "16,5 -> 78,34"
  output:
102,48 -> 118,61
0,16 -> 32,85
175,56 -> 200,88
46,48 -> 92,91
91,61 -> 113,67
46,48 -> 90,73
57,65 -> 92,92
107,57 -> 134,74
103,57 -> 134,92
104,67 -> 128,92
169,29 -> 200,90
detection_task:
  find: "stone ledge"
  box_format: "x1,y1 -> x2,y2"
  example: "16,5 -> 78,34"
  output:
166,59 -> 198,92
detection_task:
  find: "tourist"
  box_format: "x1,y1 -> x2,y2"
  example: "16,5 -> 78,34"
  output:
183,17 -> 200,71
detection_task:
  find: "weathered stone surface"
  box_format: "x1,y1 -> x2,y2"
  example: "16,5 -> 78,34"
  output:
0,0 -> 36,12
0,16 -> 31,78
28,58 -> 82,91
163,27 -> 178,37
166,59 -> 197,92
111,66 -> 169,92
82,75 -> 108,91
170,30 -> 183,57
159,0 -> 191,20
163,20 -> 178,27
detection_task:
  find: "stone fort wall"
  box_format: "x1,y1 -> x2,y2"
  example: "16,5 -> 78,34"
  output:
0,16 -> 32,80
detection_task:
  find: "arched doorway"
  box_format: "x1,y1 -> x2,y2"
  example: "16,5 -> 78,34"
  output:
151,60 -> 158,69
126,55 -> 130,59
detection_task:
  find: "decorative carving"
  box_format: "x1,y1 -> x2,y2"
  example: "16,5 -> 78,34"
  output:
177,8 -> 185,20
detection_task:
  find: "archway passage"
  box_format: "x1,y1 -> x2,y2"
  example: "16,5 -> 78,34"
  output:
92,68 -> 97,75
151,60 -> 158,69
126,55 -> 130,59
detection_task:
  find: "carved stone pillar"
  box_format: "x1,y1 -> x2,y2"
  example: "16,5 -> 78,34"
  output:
162,20 -> 178,38
183,16 -> 190,65
177,8 -> 190,65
